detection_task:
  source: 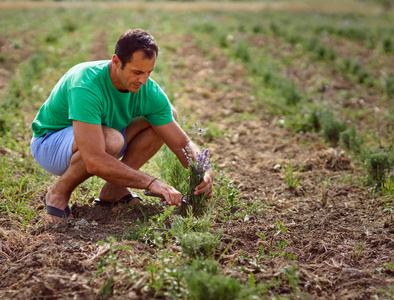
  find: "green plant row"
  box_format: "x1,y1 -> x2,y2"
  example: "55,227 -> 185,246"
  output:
184,11 -> 394,187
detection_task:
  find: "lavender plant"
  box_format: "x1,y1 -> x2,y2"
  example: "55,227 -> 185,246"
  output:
183,144 -> 212,217
155,120 -> 212,217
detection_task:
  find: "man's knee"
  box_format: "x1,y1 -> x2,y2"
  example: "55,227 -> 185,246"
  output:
103,127 -> 125,157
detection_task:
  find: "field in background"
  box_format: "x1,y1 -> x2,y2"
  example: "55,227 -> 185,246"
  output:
0,1 -> 393,299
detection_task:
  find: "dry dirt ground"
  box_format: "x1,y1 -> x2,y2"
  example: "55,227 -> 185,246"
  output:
0,32 -> 393,300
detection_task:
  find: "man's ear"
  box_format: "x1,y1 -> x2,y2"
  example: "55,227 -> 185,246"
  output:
112,54 -> 121,68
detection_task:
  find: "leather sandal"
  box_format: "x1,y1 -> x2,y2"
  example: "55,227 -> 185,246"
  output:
42,195 -> 72,218
93,192 -> 142,207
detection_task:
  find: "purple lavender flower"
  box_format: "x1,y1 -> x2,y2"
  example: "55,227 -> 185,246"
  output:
183,143 -> 194,165
204,148 -> 210,158
195,148 -> 211,179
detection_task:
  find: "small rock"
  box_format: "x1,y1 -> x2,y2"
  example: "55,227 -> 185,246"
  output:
169,245 -> 182,252
244,214 -> 255,222
125,291 -> 138,299
257,209 -> 265,216
272,144 -> 286,152
70,274 -> 78,282
342,268 -> 362,275
76,219 -> 89,226
231,133 -> 239,144
0,147 -> 12,155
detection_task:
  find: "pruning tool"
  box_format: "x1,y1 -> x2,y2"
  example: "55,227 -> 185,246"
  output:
144,189 -> 189,206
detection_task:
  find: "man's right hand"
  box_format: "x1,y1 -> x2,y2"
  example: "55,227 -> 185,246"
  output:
148,179 -> 182,206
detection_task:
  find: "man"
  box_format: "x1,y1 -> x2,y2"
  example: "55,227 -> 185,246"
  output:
31,29 -> 214,223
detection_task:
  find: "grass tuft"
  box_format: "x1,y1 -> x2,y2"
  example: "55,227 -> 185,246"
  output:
180,231 -> 221,260
320,110 -> 347,146
362,149 -> 394,185
185,266 -> 241,300
386,75 -> 394,98
340,124 -> 363,154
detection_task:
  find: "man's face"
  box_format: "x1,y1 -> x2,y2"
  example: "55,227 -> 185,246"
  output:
113,50 -> 156,93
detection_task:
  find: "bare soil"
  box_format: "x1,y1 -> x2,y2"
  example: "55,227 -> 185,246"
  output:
0,32 -> 393,300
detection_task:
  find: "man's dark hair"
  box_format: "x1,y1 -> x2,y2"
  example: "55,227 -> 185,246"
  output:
115,29 -> 159,69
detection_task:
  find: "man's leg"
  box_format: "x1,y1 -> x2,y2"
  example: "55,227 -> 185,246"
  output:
45,126 -> 125,223
98,117 -> 165,202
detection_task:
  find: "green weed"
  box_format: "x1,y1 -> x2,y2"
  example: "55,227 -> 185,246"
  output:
124,218 -> 151,243
382,177 -> 394,215
155,145 -> 188,196
96,237 -> 134,300
145,251 -> 186,298
320,110 -> 347,146
185,267 -> 241,300
341,57 -> 371,85
340,124 -> 364,154
218,34 -> 230,48
382,37 -> 393,53
270,21 -> 282,36
233,40 -> 251,63
385,75 -> 394,98
283,158 -> 303,189
124,206 -> 175,248
214,173 -> 243,221
281,80 -> 302,106
362,149 -> 394,185
281,264 -> 301,291
382,177 -> 394,198
288,106 -> 322,133
205,121 -> 225,141
215,175 -> 241,209
0,155 -> 46,229
308,38 -> 337,61
353,242 -> 365,261
62,17 -> 77,32
268,222 -> 295,259
144,206 -> 176,248
180,231 -> 222,260
170,210 -> 212,237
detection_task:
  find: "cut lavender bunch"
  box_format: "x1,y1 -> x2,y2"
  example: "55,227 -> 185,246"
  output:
184,146 -> 211,217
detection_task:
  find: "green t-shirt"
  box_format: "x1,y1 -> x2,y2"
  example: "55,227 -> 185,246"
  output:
31,60 -> 173,137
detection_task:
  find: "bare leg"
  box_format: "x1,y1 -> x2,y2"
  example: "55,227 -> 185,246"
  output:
45,126 -> 124,223
45,151 -> 90,223
98,117 -> 164,201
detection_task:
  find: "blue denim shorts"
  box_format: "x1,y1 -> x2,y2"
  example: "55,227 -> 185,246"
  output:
31,126 -> 127,176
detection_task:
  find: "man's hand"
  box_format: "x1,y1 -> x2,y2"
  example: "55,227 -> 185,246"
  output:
194,169 -> 214,199
151,121 -> 214,200
149,178 -> 183,206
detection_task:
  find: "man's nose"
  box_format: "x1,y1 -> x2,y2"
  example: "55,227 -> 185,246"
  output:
138,74 -> 149,85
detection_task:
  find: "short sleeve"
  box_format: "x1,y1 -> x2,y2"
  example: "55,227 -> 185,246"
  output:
144,82 -> 174,126
68,87 -> 103,125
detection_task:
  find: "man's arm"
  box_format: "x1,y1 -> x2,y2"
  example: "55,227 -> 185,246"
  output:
73,120 -> 183,205
73,120 -> 149,187
152,121 -> 214,198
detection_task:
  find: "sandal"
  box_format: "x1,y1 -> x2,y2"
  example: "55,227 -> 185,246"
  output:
93,192 -> 142,207
42,195 -> 72,218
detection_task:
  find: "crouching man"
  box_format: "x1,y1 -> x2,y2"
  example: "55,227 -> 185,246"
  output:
31,29 -> 213,223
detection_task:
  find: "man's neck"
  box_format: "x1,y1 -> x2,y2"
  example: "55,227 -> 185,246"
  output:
108,61 -> 128,93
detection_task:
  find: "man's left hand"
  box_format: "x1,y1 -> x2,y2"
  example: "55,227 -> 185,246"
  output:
194,169 -> 214,199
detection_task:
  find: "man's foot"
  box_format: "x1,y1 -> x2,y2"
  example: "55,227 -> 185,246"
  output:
98,182 -> 132,203
43,193 -> 74,223
93,192 -> 142,207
